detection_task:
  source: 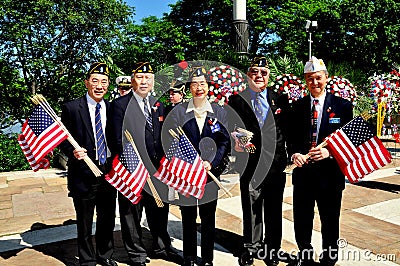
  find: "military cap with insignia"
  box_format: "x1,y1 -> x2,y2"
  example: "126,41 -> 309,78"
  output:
249,56 -> 269,68
169,80 -> 186,95
132,62 -> 154,74
186,65 -> 210,87
116,76 -> 131,90
86,62 -> 109,78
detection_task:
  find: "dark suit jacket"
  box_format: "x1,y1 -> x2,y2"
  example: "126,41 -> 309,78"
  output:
228,88 -> 289,189
288,93 -> 353,189
60,96 -> 111,197
166,101 -> 231,179
106,91 -> 164,177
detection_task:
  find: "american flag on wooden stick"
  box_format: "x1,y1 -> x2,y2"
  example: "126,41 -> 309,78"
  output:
18,105 -> 68,171
167,134 -> 208,192
155,138 -> 204,199
325,116 -> 392,183
106,142 -> 149,204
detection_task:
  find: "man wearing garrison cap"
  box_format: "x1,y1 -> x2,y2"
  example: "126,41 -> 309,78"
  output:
60,62 -> 118,266
106,61 -> 182,266
228,56 -> 291,266
288,56 -> 353,265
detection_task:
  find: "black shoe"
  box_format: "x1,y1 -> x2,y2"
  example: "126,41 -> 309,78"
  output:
97,258 -> 118,266
182,258 -> 195,266
239,251 -> 254,266
151,247 -> 184,264
264,257 -> 279,266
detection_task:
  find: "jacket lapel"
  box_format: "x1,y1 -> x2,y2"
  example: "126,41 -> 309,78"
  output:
318,93 -> 332,143
78,97 -> 95,144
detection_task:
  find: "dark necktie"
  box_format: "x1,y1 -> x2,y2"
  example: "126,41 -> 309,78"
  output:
95,103 -> 107,165
143,98 -> 153,129
310,99 -> 319,148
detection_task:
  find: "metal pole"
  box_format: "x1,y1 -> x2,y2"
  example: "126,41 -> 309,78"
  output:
308,32 -> 313,60
233,0 -> 249,54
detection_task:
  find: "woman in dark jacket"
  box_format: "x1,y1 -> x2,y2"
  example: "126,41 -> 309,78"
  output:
166,65 -> 230,266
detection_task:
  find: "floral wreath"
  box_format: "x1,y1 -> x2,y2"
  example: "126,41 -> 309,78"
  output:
326,76 -> 357,106
270,74 -> 307,103
207,65 -> 247,106
368,73 -> 397,115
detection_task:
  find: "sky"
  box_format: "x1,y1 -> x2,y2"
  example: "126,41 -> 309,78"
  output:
125,0 -> 177,22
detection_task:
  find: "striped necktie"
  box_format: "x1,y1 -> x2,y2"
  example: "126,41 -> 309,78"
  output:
253,92 -> 268,128
310,99 -> 319,148
95,103 -> 107,165
143,98 -> 153,129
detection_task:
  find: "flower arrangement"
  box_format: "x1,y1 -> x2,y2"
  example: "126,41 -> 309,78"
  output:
270,74 -> 307,103
368,73 -> 396,115
207,65 -> 247,106
326,76 -> 357,106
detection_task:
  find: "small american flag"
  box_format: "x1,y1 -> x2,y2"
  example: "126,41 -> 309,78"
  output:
106,142 -> 149,204
18,105 -> 68,171
155,138 -> 204,199
325,116 -> 392,183
168,134 -> 207,191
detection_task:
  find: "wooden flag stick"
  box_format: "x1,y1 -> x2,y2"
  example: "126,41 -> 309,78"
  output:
31,94 -> 102,177
124,130 -> 164,207
284,111 -> 372,173
175,127 -> 232,198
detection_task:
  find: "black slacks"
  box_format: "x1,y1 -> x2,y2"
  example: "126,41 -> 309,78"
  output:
240,171 -> 286,253
118,189 -> 171,264
180,199 -> 218,263
72,180 -> 116,266
293,180 -> 343,263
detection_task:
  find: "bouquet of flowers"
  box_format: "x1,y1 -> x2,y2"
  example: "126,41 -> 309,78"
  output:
270,74 -> 307,103
368,73 -> 395,114
326,76 -> 357,106
207,65 -> 247,106
230,127 -> 255,153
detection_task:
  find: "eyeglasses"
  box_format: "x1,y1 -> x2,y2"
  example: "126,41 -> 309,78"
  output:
249,68 -> 269,77
190,82 -> 207,89
89,79 -> 109,86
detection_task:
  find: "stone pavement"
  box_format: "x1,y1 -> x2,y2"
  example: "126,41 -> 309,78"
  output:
0,165 -> 399,266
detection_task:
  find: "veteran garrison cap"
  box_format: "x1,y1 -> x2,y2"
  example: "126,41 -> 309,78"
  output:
304,56 -> 327,74
249,56 -> 269,68
87,62 -> 109,78
188,66 -> 207,80
132,62 -> 154,74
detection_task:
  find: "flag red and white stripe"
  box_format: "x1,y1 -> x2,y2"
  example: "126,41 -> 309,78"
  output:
106,142 -> 149,204
167,134 -> 208,190
325,116 -> 392,183
18,105 -> 68,171
155,138 -> 205,199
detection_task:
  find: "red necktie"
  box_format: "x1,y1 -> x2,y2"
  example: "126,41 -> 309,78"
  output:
310,99 -> 319,148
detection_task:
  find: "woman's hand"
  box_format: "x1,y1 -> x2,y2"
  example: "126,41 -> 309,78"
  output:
203,161 -> 212,171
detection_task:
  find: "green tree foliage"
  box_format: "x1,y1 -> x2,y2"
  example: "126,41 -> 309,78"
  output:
0,0 -> 133,127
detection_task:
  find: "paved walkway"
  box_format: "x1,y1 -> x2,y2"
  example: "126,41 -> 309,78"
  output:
0,165 -> 399,266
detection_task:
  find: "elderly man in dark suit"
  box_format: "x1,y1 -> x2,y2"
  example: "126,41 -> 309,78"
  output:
289,56 -> 353,266
60,62 -> 117,266
106,62 -> 181,266
228,56 -> 290,266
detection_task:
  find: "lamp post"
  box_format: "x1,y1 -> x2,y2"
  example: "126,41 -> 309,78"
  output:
233,0 -> 249,54
305,20 -> 318,60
